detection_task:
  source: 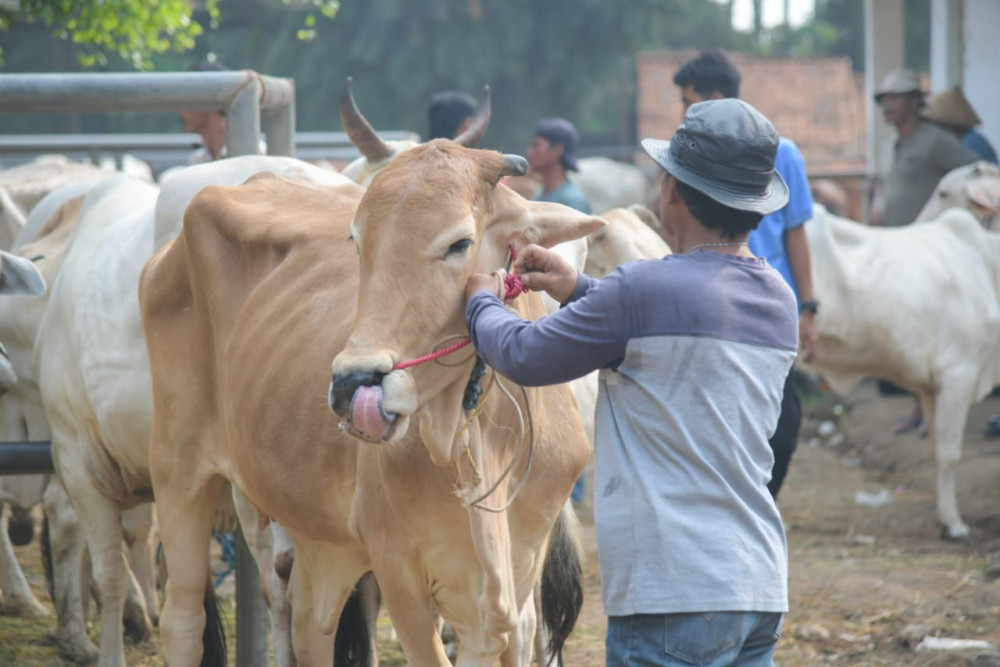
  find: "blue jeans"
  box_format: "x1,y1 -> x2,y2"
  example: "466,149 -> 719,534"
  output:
606,611 -> 783,666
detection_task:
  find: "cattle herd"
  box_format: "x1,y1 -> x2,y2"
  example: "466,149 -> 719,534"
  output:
0,80 -> 998,667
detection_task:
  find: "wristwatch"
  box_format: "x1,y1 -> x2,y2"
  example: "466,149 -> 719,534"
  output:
799,299 -> 819,315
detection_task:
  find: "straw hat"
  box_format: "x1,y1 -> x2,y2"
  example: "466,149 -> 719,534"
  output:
922,86 -> 981,129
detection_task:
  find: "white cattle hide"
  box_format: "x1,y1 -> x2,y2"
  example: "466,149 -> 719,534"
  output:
916,160 -> 1000,230
570,156 -> 653,215
802,204 -> 1000,539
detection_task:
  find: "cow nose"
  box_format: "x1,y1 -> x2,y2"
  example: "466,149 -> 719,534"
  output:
329,370 -> 383,417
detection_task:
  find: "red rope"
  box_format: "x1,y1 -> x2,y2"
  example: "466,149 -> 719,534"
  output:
390,243 -> 526,371
393,338 -> 472,370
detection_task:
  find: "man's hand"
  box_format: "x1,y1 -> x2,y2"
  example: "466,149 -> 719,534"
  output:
513,244 -> 578,305
464,270 -> 505,303
799,311 -> 818,363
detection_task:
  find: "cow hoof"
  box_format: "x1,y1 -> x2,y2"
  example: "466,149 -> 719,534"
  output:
52,632 -> 99,665
939,524 -> 971,544
0,595 -> 51,618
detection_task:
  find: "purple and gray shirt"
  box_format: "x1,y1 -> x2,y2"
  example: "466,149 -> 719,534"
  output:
466,250 -> 797,616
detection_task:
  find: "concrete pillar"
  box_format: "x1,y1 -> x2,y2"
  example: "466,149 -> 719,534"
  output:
930,0 -> 963,92
864,0 -> 904,221
963,0 -> 1000,150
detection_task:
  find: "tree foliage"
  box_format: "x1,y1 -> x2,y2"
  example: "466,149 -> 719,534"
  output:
0,0 -> 221,69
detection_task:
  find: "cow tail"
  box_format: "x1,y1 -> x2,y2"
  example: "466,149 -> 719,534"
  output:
334,572 -> 380,667
540,501 -> 585,666
200,575 -> 227,667
41,512 -> 55,602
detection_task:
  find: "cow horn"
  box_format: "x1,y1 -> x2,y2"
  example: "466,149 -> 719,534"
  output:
453,85 -> 491,147
339,77 -> 394,163
501,154 -> 528,177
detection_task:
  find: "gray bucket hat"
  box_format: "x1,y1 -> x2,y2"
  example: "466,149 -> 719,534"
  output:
641,98 -> 789,215
0,250 -> 45,297
874,69 -> 923,102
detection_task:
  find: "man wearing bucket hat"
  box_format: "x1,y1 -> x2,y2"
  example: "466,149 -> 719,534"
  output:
464,98 -> 796,665
923,86 -> 997,164
873,69 -> 978,228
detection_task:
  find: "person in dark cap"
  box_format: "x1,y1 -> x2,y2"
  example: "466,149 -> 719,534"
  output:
427,90 -> 478,141
464,98 -> 795,665
527,116 -> 592,505
527,118 -> 591,214
674,49 -> 816,500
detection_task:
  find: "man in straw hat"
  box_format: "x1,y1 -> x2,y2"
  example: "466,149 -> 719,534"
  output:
465,98 -> 796,665
923,85 -> 997,164
874,69 -> 979,228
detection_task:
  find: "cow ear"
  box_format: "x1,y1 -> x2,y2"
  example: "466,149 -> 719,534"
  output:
489,189 -> 607,249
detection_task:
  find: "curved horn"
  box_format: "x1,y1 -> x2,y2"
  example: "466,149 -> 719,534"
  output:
453,85 -> 491,148
339,77 -> 394,163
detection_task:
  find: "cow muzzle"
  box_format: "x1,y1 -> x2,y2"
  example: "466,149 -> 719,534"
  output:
329,369 -> 416,443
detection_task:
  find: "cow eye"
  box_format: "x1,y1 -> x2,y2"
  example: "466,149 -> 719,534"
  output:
446,239 -> 473,257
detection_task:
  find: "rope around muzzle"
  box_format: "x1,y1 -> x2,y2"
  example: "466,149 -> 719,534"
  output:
385,244 -> 534,511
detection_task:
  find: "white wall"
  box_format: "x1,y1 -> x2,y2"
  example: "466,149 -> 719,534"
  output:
963,0 -> 1000,150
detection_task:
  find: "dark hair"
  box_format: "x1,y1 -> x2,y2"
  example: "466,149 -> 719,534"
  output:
427,91 -> 477,140
673,50 -> 741,99
674,179 -> 762,239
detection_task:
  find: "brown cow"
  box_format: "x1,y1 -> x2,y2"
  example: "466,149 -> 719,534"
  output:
140,140 -> 603,665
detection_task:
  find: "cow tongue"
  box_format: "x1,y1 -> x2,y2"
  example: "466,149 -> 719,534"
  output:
351,385 -> 393,441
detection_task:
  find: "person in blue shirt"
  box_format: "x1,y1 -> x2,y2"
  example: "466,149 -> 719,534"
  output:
923,86 -> 998,164
674,50 -> 818,498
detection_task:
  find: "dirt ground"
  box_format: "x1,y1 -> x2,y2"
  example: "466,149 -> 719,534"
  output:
3,380 -> 1000,665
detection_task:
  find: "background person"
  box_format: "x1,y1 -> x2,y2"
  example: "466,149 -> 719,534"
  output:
922,86 -> 997,164
426,90 -> 477,141
871,70 -> 979,434
673,49 -> 817,498
180,60 -> 231,164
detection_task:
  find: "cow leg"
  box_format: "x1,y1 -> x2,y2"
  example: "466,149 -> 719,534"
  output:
62,480 -> 131,667
923,388 -> 972,540
501,586 -> 537,667
42,477 -> 99,664
0,501 -> 51,618
156,473 -> 225,667
122,503 -> 158,627
375,560 -> 450,666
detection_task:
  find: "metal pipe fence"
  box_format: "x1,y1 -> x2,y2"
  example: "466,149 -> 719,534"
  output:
0,70 -> 300,665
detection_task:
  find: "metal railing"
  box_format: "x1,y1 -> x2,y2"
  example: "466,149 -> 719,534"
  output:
0,70 -> 302,665
0,130 -> 420,176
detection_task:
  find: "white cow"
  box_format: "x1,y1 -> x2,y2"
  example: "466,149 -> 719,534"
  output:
802,204 -> 1000,540
585,204 -> 670,279
916,160 -> 1000,230
570,156 -> 653,215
